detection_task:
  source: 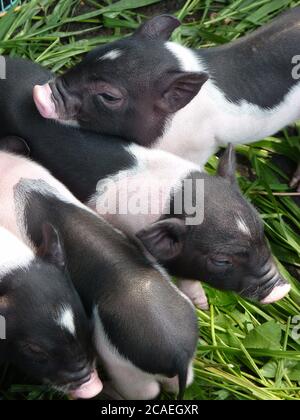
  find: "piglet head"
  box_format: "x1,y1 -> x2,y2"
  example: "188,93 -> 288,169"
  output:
137,145 -> 290,304
33,15 -> 208,146
0,224 -> 102,399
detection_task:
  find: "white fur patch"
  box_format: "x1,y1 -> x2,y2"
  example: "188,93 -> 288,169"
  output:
16,176 -> 90,213
94,306 -> 194,398
158,43 -> 300,168
166,42 -> 203,72
0,153 -> 129,247
236,216 -> 252,237
88,144 -> 199,235
93,307 -> 161,400
0,151 -> 94,249
0,153 -> 128,260
56,306 -> 76,336
99,49 -> 122,61
0,227 -> 34,277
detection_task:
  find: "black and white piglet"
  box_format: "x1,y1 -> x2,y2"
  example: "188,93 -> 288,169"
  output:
88,144 -> 291,307
0,227 -> 102,399
34,9 -> 300,188
0,149 -> 198,400
0,58 -> 290,308
2,133 -> 290,309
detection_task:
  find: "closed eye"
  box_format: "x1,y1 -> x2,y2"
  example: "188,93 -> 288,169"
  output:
21,343 -> 49,364
99,93 -> 121,102
209,256 -> 233,267
213,259 -> 232,267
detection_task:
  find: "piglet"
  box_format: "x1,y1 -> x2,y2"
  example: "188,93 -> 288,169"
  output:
0,227 -> 102,399
88,144 -> 291,307
0,148 -> 198,400
35,9 -> 300,189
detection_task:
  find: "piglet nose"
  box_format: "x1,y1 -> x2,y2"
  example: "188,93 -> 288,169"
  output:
260,283 -> 291,304
69,369 -> 103,400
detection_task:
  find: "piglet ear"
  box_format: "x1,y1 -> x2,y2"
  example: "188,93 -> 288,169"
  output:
136,218 -> 186,262
134,15 -> 180,41
156,71 -> 209,113
37,223 -> 66,271
217,144 -> 237,183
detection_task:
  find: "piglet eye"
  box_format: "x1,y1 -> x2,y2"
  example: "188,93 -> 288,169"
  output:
27,344 -> 44,354
215,260 -> 231,267
100,93 -> 117,101
211,257 -> 232,267
98,93 -> 122,103
22,343 -> 49,363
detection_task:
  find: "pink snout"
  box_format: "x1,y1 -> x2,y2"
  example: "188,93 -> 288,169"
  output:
69,369 -> 103,400
33,84 -> 59,120
260,283 -> 291,304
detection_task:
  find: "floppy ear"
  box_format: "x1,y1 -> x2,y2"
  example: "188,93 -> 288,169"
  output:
156,71 -> 209,113
217,144 -> 236,183
136,218 -> 186,262
37,223 -> 66,271
0,136 -> 30,157
134,15 -> 180,41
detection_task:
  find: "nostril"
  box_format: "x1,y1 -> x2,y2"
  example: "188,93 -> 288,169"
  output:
259,263 -> 278,284
72,373 -> 92,389
75,360 -> 89,372
75,365 -> 92,380
69,369 -> 103,399
62,365 -> 92,387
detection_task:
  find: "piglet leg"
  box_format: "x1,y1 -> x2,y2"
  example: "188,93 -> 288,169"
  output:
290,162 -> 300,192
177,280 -> 209,310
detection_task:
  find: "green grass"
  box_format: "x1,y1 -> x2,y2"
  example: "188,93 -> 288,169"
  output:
0,0 -> 299,400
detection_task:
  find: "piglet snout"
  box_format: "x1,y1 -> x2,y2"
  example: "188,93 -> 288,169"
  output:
69,369 -> 103,399
260,283 -> 291,304
33,84 -> 58,120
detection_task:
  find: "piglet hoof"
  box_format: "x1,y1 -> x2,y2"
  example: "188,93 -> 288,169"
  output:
290,163 -> 300,192
177,280 -> 209,310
